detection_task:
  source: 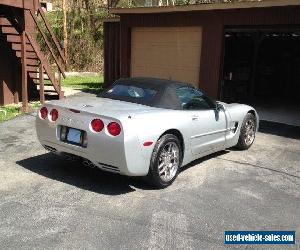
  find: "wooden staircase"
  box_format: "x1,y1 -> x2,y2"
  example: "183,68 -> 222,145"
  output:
0,1 -> 66,110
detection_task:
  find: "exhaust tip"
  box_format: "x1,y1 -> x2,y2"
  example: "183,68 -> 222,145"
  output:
43,145 -> 57,152
82,159 -> 96,168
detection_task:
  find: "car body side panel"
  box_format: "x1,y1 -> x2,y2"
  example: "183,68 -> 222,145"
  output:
188,109 -> 227,155
130,109 -> 194,166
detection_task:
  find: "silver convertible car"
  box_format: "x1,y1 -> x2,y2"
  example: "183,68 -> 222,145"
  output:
36,77 -> 259,188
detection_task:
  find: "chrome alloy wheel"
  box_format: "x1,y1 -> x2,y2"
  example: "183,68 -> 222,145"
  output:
244,119 -> 255,146
158,142 -> 180,182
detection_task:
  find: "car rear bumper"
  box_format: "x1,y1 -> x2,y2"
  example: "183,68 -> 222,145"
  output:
36,118 -> 150,176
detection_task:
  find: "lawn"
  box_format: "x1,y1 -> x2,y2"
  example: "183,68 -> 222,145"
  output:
0,102 -> 41,123
0,105 -> 21,123
62,75 -> 104,90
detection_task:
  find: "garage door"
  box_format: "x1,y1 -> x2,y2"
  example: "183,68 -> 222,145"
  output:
131,27 -> 202,86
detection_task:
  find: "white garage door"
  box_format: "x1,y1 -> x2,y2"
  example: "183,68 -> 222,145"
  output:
131,27 -> 202,86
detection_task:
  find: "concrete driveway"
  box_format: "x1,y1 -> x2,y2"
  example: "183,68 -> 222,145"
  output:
0,107 -> 299,249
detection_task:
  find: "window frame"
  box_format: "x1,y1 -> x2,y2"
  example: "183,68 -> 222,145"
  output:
176,86 -> 216,111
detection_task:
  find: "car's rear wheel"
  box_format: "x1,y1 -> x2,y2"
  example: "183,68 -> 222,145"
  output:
146,134 -> 182,188
236,113 -> 256,150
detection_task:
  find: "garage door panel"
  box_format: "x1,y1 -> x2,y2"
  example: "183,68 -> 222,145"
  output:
133,66 -> 200,85
131,27 -> 202,86
133,28 -> 202,44
133,57 -> 200,68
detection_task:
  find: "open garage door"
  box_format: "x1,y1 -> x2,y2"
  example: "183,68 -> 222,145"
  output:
131,27 -> 202,87
221,28 -> 300,126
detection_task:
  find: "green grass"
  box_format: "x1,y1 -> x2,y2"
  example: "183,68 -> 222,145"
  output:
62,75 -> 104,90
0,105 -> 21,123
0,101 -> 41,123
30,101 -> 42,109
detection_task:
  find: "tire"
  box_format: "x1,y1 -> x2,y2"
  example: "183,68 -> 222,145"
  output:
236,113 -> 257,150
146,134 -> 183,188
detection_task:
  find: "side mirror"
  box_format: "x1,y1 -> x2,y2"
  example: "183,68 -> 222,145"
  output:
215,102 -> 224,112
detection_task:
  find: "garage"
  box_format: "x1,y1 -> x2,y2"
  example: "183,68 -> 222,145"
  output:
222,28 -> 300,125
222,28 -> 300,103
131,27 -> 202,87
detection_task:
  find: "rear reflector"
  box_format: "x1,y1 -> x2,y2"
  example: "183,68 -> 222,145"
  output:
143,141 -> 153,147
107,122 -> 121,136
50,109 -> 59,122
91,119 -> 104,132
39,107 -> 48,119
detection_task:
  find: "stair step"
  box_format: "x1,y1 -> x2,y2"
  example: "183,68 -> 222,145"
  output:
29,72 -> 49,80
12,43 -> 34,52
6,35 -> 30,44
36,86 -> 59,92
1,26 -> 18,35
27,59 -> 39,66
16,51 -> 37,59
26,65 -> 40,72
0,17 -> 11,26
34,82 -> 54,86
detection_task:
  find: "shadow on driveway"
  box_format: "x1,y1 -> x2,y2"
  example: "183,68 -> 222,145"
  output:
16,153 -> 142,195
16,150 -> 225,195
259,120 -> 300,139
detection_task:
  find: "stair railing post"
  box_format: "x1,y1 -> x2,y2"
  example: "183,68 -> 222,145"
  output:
21,3 -> 29,113
58,71 -> 62,99
39,64 -> 45,104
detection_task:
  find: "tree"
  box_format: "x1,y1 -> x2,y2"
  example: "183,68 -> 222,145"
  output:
62,0 -> 68,69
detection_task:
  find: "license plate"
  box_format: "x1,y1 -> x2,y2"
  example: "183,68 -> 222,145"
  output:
67,128 -> 82,144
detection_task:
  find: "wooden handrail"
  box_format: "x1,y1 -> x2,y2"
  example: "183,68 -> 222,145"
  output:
0,0 -> 34,10
26,32 -> 60,94
29,10 -> 66,78
38,7 -> 66,64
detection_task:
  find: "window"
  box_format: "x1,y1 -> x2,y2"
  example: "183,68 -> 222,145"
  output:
105,84 -> 157,101
176,87 -> 215,110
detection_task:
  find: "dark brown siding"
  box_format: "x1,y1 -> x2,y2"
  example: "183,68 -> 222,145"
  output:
0,5 -> 37,105
113,5 -> 300,99
0,33 -> 21,105
104,21 -> 120,87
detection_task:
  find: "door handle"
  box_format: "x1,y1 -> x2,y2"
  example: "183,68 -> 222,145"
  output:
192,116 -> 199,121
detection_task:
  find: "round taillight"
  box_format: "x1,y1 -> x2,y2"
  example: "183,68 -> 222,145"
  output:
40,107 -> 48,119
50,109 -> 59,122
107,122 -> 121,136
91,119 -> 104,132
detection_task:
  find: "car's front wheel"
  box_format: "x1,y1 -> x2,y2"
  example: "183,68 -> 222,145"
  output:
146,134 -> 182,188
236,113 -> 257,150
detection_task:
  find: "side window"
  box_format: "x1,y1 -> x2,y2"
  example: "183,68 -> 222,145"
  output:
176,87 -> 215,110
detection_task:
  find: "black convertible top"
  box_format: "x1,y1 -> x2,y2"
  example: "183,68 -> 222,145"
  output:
117,77 -> 190,90
100,77 -> 201,110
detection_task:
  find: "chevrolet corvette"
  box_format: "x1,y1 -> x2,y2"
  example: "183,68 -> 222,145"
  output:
36,77 -> 259,188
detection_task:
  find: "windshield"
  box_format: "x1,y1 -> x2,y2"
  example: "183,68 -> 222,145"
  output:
105,84 -> 158,101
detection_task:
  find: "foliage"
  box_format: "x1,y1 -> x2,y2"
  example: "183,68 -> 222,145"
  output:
0,102 -> 41,123
0,105 -> 21,123
113,0 -> 265,8
41,0 -> 111,73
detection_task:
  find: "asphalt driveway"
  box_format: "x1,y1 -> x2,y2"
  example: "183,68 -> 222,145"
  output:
0,106 -> 299,249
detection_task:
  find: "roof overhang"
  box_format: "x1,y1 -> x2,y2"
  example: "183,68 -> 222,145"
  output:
110,0 -> 300,14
